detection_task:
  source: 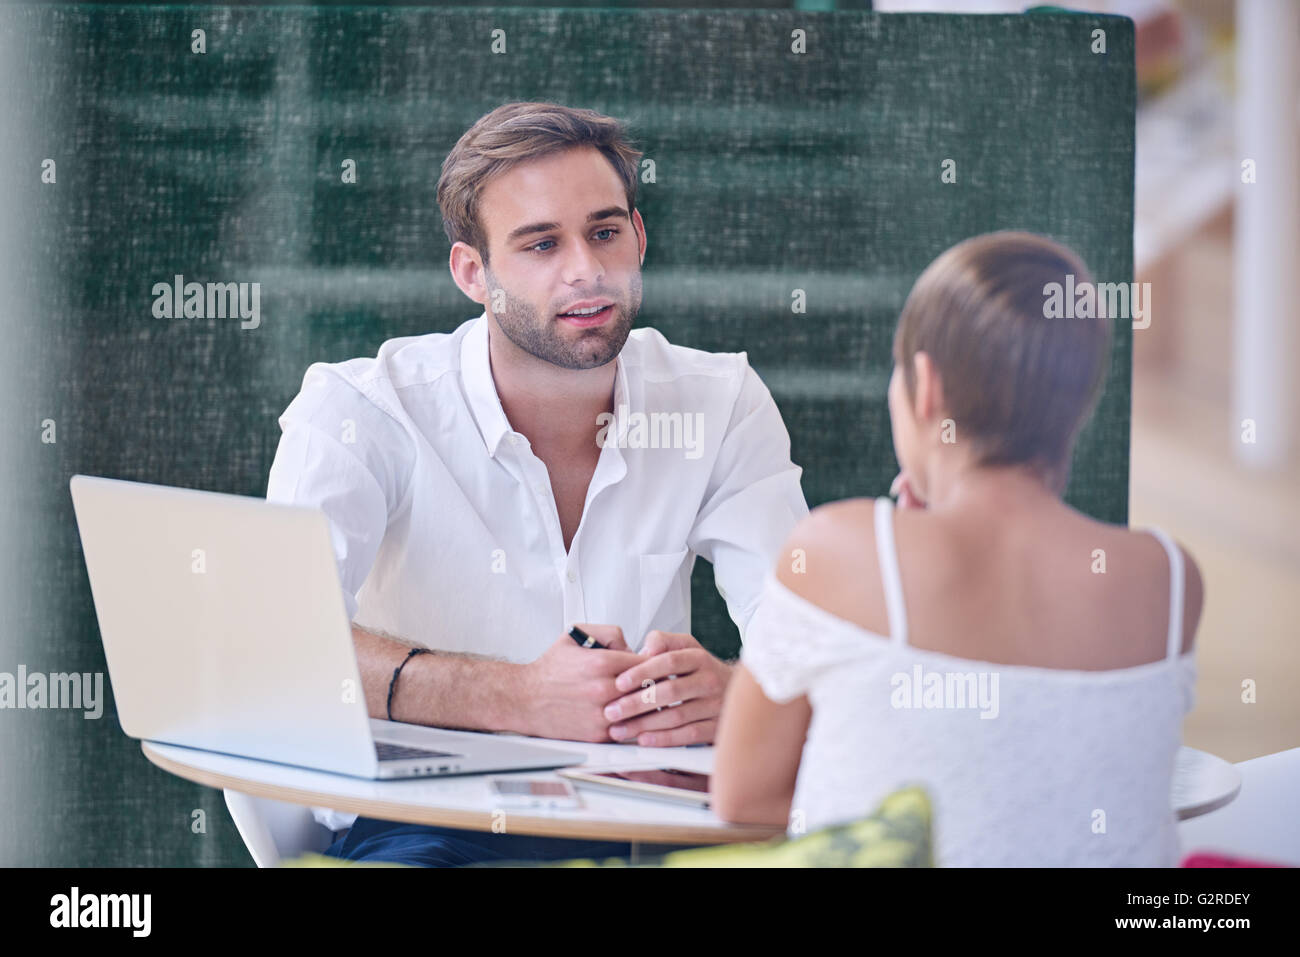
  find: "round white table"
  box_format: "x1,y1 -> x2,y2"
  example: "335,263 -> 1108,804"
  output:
1172,746 -> 1243,820
144,735 -> 1241,845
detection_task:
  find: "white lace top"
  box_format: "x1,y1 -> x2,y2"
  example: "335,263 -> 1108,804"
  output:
740,497 -> 1197,867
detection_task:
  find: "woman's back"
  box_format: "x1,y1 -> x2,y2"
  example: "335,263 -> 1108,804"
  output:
796,482 -> 1201,669
739,493 -> 1202,867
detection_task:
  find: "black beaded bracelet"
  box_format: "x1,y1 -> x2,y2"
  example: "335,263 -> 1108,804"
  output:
387,647 -> 430,722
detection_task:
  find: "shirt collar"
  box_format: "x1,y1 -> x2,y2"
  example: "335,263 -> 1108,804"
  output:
460,311 -> 632,459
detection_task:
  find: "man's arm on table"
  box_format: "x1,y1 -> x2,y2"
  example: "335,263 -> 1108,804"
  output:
351,621 -> 643,741
351,623 -> 524,732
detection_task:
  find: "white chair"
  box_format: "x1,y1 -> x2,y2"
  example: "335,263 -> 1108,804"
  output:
224,788 -> 337,867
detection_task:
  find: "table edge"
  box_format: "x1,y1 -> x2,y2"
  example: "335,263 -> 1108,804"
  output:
142,742 -> 784,845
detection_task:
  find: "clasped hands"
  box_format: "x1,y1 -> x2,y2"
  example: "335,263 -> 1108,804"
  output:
519,625 -> 733,747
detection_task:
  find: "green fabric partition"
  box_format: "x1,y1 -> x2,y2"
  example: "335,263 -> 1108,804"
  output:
0,4 -> 1134,866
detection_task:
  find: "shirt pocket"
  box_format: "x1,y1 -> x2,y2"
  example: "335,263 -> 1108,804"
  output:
637,548 -> 692,646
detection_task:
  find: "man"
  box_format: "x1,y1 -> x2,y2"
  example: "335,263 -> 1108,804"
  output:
267,101 -> 808,866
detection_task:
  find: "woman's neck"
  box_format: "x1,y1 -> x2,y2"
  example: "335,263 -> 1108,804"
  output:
924,459 -> 1058,514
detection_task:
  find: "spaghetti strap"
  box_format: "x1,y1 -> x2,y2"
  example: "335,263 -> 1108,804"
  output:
1146,527 -> 1185,660
873,497 -> 909,646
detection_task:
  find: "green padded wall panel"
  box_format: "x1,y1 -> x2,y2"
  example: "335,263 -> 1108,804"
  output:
0,4 -> 1133,865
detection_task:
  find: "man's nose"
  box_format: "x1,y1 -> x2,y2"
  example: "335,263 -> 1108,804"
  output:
562,240 -> 605,285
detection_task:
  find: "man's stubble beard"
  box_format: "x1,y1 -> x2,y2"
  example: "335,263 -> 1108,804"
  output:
484,264 -> 641,371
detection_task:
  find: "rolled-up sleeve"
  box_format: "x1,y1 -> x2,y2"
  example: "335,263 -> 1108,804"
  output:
687,361 -> 809,638
266,364 -> 411,622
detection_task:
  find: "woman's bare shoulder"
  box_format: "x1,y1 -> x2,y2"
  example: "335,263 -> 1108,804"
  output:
774,498 -> 891,636
1071,514 -> 1206,655
1124,525 -> 1205,654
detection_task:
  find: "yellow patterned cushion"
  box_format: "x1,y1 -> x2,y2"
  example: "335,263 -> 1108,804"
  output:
539,786 -> 932,868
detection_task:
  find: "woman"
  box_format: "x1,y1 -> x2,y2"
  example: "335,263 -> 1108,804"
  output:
712,231 -> 1203,867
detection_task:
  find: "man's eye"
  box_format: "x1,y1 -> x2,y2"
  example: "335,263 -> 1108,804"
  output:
528,229 -> 618,254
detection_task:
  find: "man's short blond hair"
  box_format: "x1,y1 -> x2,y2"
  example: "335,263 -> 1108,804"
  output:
436,101 -> 643,264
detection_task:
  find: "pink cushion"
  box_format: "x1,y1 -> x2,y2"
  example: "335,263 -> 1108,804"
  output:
1181,851 -> 1287,868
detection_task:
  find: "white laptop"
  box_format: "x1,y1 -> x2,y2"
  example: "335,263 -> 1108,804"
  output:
69,474 -> 586,780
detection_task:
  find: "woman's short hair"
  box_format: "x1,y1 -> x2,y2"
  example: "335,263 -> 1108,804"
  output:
892,230 -> 1113,485
436,101 -> 643,264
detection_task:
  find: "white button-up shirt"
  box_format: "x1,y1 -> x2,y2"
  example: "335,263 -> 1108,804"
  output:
266,312 -> 809,664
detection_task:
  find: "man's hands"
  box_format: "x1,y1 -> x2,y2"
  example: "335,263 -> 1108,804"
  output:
514,624 -> 645,743
514,624 -> 733,747
603,630 -> 733,748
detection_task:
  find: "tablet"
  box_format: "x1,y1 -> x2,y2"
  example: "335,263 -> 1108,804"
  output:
559,767 -> 711,808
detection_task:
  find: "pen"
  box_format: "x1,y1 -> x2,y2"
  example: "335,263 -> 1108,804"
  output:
568,625 -> 607,650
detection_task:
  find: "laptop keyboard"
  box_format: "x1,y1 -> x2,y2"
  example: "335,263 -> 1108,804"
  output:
375,741 -> 460,762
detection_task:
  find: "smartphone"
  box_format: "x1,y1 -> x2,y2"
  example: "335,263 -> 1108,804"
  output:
559,767 -> 712,808
486,776 -> 582,809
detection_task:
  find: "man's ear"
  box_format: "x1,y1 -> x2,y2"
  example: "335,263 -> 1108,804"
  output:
912,351 -> 946,423
449,241 -> 488,305
632,208 -> 647,265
